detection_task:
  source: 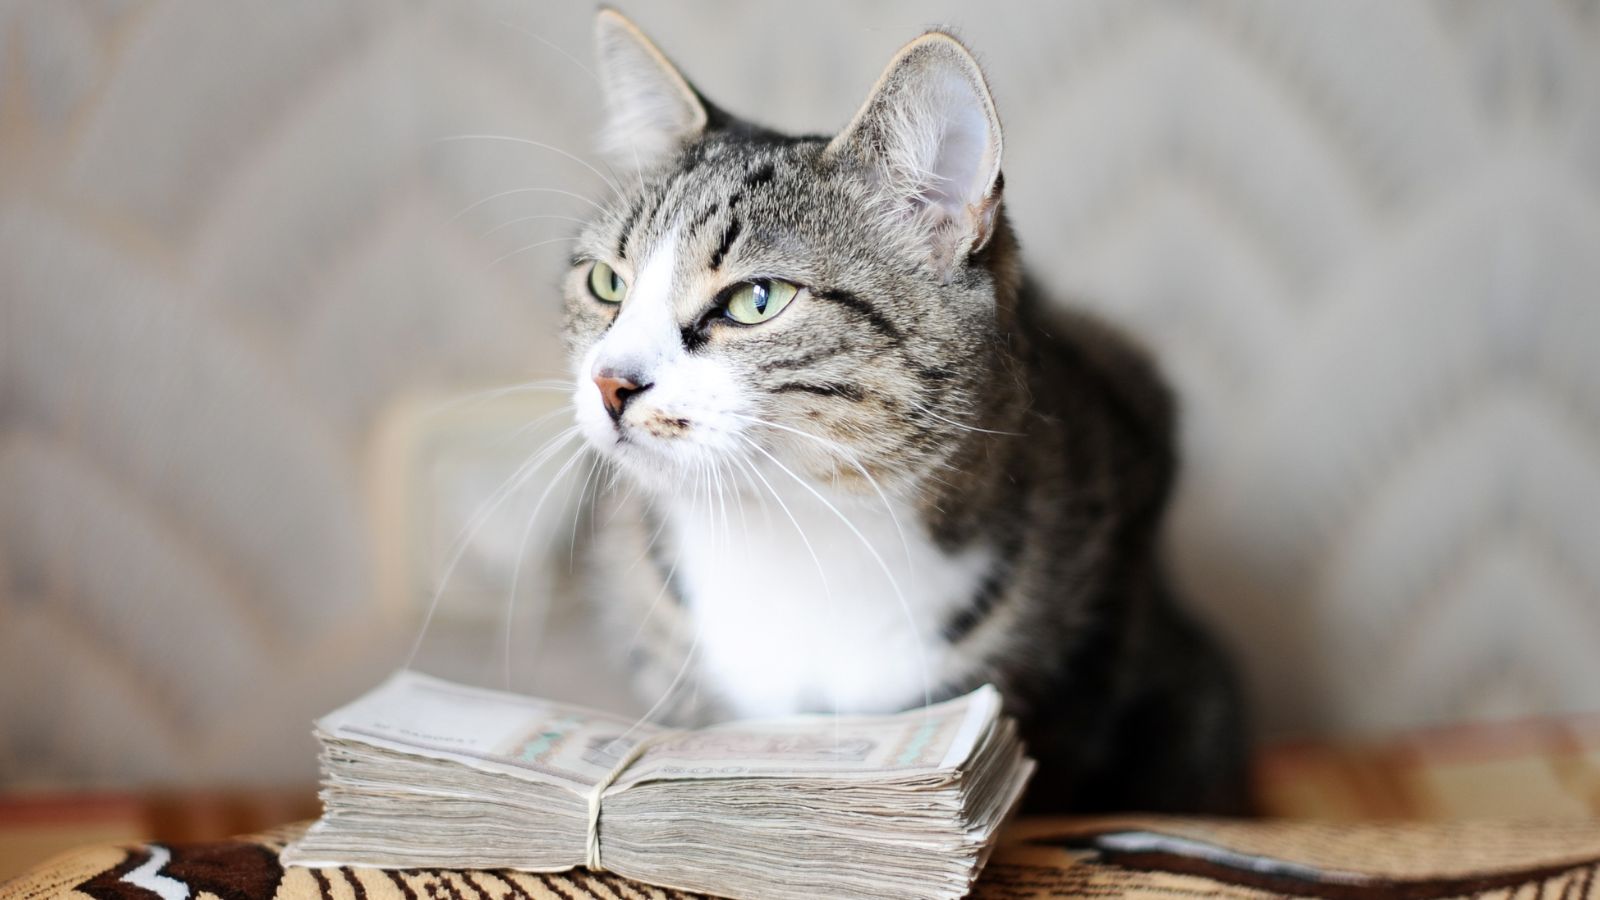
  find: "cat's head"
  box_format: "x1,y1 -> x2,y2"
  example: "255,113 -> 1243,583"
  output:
565,10 -> 1015,496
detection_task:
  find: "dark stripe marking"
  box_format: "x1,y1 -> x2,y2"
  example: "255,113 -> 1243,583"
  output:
686,200 -> 721,240
759,346 -> 841,371
709,217 -> 742,270
642,509 -> 690,607
773,381 -> 866,402
942,530 -> 1024,642
813,289 -> 903,343
616,195 -> 645,261
743,162 -> 776,187
942,567 -> 1006,643
642,147 -> 708,237
680,323 -> 710,353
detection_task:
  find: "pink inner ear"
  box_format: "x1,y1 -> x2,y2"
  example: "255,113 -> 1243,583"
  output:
892,68 -> 1002,275
924,80 -> 997,219
826,35 -> 1003,275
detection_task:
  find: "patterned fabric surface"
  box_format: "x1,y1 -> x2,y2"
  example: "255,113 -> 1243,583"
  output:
4,714 -> 1599,885
6,819 -> 1600,900
4,1 -> 1600,787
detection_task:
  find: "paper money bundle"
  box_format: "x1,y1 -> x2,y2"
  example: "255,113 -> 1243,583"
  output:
282,671 -> 1034,899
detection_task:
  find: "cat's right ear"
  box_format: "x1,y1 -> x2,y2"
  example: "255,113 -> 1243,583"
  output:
828,33 -> 1004,282
593,9 -> 709,170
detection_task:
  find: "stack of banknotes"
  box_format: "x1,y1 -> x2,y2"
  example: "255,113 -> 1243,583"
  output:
282,671 -> 1034,899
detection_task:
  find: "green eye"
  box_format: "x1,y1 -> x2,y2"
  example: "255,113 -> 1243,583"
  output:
723,279 -> 799,325
587,261 -> 626,303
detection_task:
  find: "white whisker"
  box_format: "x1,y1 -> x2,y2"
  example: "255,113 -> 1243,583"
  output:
728,449 -> 836,616
726,450 -> 841,741
730,412 -> 913,568
567,453 -> 604,572
732,451 -> 773,531
502,444 -> 591,688
721,454 -> 749,537
422,379 -> 577,417
711,454 -> 733,548
509,406 -> 578,442
450,186 -> 605,221
437,134 -> 624,198
625,552 -> 679,653
737,435 -> 934,715
906,396 -> 1022,436
603,468 -> 638,534
406,425 -> 581,670
608,625 -> 700,752
627,133 -> 646,193
488,236 -> 582,269
482,213 -> 590,239
494,19 -> 602,85
610,472 -> 707,744
620,497 -> 670,576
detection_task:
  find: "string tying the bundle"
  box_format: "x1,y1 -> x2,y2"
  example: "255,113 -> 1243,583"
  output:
584,733 -> 666,871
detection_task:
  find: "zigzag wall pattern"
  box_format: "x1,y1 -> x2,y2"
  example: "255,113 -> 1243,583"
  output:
1,0 -> 1597,784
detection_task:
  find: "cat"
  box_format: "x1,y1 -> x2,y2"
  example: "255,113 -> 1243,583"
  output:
561,9 -> 1249,814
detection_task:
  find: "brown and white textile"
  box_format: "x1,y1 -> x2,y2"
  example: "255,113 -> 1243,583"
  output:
6,715 -> 1600,895
6,818 -> 1600,900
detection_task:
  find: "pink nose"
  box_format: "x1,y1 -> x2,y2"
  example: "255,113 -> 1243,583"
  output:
593,370 -> 651,422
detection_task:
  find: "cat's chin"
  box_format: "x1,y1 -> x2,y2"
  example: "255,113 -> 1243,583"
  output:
581,427 -> 719,495
574,398 -> 755,495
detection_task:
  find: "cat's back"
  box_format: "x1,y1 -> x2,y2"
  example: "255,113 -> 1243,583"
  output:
1011,277 -> 1178,508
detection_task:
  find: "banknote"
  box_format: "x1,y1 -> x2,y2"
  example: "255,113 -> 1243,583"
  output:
314,671 -> 662,790
319,671 -> 1001,787
283,670 -> 1034,900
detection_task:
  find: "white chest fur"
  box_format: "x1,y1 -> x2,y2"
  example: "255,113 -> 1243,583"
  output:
660,469 -> 990,719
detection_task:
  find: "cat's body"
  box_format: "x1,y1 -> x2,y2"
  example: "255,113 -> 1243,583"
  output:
564,12 -> 1249,813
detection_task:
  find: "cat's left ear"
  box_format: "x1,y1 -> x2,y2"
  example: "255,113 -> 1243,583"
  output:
828,32 -> 1003,280
593,9 -> 709,170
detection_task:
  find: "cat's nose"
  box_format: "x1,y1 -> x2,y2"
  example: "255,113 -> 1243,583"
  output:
593,369 -> 652,423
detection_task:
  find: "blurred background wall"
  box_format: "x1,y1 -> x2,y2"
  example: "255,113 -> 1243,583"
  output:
2,0 -> 1599,788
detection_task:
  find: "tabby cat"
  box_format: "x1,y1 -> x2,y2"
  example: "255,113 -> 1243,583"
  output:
562,10 -> 1248,813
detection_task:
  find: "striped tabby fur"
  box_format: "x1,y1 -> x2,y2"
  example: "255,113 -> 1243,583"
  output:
562,10 -> 1248,813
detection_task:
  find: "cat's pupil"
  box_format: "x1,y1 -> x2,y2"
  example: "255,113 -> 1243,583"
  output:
750,281 -> 769,313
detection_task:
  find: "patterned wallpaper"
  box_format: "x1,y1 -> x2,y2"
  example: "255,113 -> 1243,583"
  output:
2,0 -> 1598,785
